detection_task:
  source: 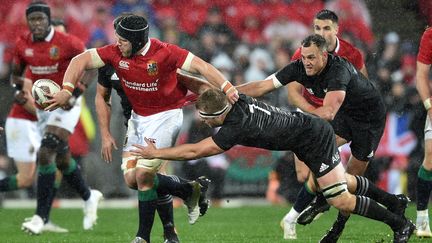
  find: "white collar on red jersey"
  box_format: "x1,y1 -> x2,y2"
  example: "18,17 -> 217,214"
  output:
139,38 -> 151,56
32,26 -> 54,42
334,37 -> 340,54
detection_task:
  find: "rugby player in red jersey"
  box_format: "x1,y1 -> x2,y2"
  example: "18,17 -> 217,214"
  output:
47,14 -> 238,242
414,27 -> 432,238
12,1 -> 102,235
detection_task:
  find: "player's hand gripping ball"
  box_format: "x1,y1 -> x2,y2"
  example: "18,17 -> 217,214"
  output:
31,79 -> 61,109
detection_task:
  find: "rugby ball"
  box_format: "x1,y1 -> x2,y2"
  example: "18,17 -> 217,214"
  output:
31,79 -> 61,109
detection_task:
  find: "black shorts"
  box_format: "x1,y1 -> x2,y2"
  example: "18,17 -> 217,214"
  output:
330,112 -> 385,162
297,116 -> 341,178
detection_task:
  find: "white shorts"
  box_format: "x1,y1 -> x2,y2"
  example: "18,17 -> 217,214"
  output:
36,96 -> 82,134
425,115 -> 432,140
5,118 -> 41,162
122,109 -> 183,171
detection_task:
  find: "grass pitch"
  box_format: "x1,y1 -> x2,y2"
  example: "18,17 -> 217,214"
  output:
0,203 -> 429,242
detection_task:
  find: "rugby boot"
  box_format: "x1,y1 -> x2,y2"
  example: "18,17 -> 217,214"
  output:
393,219 -> 415,243
388,194 -> 410,217
196,176 -> 211,216
297,197 -> 330,225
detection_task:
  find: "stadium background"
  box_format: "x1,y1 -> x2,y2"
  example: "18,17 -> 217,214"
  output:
0,0 -> 429,206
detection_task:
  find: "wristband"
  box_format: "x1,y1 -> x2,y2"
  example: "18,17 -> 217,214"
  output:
220,81 -> 229,91
424,97 -> 432,110
63,82 -> 75,89
62,89 -> 73,96
221,81 -> 234,94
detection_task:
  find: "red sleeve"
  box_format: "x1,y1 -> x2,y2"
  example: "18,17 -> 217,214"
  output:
291,48 -> 301,61
165,42 -> 189,68
418,28 -> 432,65
96,44 -> 118,65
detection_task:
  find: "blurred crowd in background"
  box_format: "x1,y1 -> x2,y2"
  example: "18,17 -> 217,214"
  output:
0,0 -> 431,206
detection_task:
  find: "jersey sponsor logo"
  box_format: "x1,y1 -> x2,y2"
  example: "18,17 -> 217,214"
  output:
24,48 -> 34,57
319,163 -> 329,173
119,60 -> 130,70
147,60 -> 158,76
49,45 -> 60,60
123,78 -> 159,92
29,63 -> 59,75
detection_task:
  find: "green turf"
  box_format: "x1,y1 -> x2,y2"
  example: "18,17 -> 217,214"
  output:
0,204 -> 430,242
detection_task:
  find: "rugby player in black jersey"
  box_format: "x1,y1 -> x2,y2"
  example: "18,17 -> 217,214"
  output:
236,34 -> 407,242
130,88 -> 415,243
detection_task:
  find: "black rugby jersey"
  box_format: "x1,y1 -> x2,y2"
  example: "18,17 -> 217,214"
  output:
275,54 -> 384,121
98,64 -> 132,121
212,95 -> 337,168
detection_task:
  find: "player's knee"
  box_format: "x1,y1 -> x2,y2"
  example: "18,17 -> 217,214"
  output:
322,182 -> 349,209
40,133 -> 69,156
17,173 -> 35,188
327,193 -> 354,211
135,169 -> 155,187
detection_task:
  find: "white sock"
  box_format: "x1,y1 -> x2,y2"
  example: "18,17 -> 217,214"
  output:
284,207 -> 300,223
417,209 -> 430,220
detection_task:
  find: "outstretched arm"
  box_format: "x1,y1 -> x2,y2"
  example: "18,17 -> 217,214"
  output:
184,54 -> 239,103
177,71 -> 214,94
236,78 -> 277,97
131,137 -> 225,161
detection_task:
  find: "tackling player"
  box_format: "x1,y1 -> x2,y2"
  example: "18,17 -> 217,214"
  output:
237,34 -> 396,242
131,88 -> 415,243
281,9 -> 370,240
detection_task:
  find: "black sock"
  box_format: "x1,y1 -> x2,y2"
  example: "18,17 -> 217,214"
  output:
36,164 -> 57,223
417,177 -> 432,210
354,175 -> 399,208
354,195 -> 405,230
62,159 -> 90,200
156,194 -> 175,233
293,183 -> 316,212
137,190 -> 158,242
156,174 -> 192,201
0,175 -> 18,191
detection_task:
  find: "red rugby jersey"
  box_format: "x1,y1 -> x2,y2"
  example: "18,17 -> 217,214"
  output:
96,38 -> 190,116
418,27 -> 432,65
13,28 -> 85,87
291,37 -> 365,107
10,28 -> 85,118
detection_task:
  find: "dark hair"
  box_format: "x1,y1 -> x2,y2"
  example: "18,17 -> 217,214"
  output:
301,34 -> 327,52
315,9 -> 338,24
196,89 -> 228,113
